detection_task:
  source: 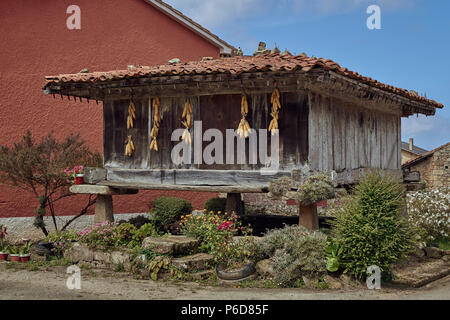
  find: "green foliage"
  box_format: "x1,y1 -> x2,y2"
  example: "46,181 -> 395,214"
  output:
180,211 -> 250,263
44,230 -> 78,255
332,171 -> 414,280
325,238 -> 343,273
20,241 -> 33,255
78,221 -> 161,249
113,223 -> 137,247
204,197 -> 227,214
151,197 -> 192,227
268,176 -> 295,197
7,245 -> 20,255
147,255 -> 171,280
295,174 -> 335,206
271,228 -> 327,287
257,224 -> 311,259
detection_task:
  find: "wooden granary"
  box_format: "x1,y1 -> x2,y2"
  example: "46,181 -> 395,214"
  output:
43,53 -> 443,224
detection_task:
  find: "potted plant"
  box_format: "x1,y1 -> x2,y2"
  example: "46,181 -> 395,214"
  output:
64,165 -> 84,185
0,225 -> 8,261
19,241 -> 32,262
8,245 -> 21,262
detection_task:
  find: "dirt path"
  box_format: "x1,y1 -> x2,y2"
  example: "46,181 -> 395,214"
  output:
0,266 -> 449,300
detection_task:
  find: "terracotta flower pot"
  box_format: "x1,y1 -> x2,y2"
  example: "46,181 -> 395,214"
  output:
20,254 -> 31,263
10,254 -> 21,262
74,174 -> 84,185
0,252 -> 8,261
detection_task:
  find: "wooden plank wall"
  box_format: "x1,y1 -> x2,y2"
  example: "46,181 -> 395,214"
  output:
103,98 -> 149,169
308,93 -> 401,172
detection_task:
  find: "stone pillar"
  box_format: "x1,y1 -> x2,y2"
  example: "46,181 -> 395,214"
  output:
94,195 -> 114,223
226,193 -> 244,215
298,203 -> 318,230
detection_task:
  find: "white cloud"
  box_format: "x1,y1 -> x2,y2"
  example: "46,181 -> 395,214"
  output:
164,0 -> 260,28
164,0 -> 414,28
402,113 -> 450,150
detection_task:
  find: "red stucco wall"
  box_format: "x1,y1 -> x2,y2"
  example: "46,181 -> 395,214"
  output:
0,0 -> 218,217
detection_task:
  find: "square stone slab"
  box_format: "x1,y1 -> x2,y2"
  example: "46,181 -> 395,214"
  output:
142,236 -> 198,255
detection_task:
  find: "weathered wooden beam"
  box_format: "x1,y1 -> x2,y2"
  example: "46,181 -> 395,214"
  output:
98,180 -> 268,193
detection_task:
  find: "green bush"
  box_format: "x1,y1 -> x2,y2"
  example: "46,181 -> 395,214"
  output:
332,171 -> 413,280
257,224 -> 311,259
151,197 -> 192,227
270,227 -> 327,287
204,197 -> 227,213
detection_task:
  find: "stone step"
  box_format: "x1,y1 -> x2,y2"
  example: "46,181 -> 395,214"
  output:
142,235 -> 199,255
185,269 -> 215,281
171,253 -> 215,272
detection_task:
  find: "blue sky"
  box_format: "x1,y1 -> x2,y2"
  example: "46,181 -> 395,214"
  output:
166,0 -> 449,151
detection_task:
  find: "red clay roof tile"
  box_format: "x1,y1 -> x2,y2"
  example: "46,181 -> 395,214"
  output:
43,53 -> 443,109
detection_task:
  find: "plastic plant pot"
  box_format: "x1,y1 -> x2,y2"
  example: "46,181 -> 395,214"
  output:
19,254 -> 31,263
74,174 -> 84,185
21,238 -> 31,244
10,254 -> 21,262
0,252 -> 8,261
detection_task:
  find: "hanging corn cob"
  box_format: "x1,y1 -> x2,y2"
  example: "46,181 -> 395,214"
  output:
150,97 -> 161,151
236,94 -> 252,138
268,88 -> 281,135
125,135 -> 135,157
181,99 -> 193,144
127,101 -> 136,129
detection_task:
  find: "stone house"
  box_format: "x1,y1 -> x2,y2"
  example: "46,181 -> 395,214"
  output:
402,142 -> 450,188
401,138 -> 428,164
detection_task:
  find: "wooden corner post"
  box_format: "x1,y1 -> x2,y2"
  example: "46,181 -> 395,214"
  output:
298,203 -> 319,230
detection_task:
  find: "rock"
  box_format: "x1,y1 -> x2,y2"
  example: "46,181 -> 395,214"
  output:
301,276 -> 318,288
64,243 -> 94,262
442,255 -> 450,263
187,270 -> 215,281
142,236 -> 198,255
83,167 -> 107,184
110,250 -> 132,270
339,273 -> 351,285
93,250 -> 111,264
424,247 -> 444,259
256,259 -> 274,277
412,247 -> 426,258
171,253 -> 214,271
324,275 -> 343,290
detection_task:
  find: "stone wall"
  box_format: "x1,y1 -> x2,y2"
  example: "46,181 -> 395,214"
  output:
431,144 -> 450,187
407,144 -> 450,188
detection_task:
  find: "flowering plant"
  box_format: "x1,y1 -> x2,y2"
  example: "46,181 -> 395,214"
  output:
180,210 -> 251,262
44,230 -> 78,255
407,187 -> 449,243
64,165 -> 84,182
78,221 -> 118,247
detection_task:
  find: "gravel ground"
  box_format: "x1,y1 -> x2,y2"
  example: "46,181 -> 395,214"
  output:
0,265 -> 449,300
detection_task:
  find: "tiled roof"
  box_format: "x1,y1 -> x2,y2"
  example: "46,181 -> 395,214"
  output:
43,53 -> 443,109
402,142 -> 450,168
401,142 -> 428,155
